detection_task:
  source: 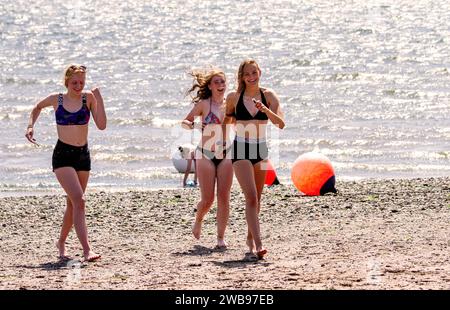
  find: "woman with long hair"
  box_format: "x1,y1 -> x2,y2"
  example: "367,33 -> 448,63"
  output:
181,67 -> 233,249
224,59 -> 285,259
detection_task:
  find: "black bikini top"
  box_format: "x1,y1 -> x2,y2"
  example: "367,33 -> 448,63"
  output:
229,89 -> 269,121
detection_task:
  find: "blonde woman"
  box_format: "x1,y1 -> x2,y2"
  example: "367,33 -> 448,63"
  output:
225,59 -> 285,259
25,64 -> 106,262
181,67 -> 233,249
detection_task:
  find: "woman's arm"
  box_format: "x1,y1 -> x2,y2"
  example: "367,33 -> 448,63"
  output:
223,92 -> 237,125
220,92 -> 238,148
181,101 -> 203,130
90,88 -> 107,130
25,94 -> 56,145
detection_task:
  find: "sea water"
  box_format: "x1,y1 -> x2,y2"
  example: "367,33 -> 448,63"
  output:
1,0 -> 449,195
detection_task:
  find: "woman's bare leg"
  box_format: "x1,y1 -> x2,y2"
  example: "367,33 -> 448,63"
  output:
56,171 -> 89,258
233,160 -> 262,254
215,159 -> 233,248
54,168 -> 100,261
253,160 -> 268,258
192,158 -> 216,239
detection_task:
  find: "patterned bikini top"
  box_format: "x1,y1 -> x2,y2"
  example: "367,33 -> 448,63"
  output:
55,93 -> 90,126
203,98 -> 222,125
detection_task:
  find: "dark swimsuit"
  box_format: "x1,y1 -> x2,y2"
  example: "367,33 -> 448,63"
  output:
229,89 -> 269,166
55,93 -> 90,126
196,98 -> 229,168
52,93 -> 91,171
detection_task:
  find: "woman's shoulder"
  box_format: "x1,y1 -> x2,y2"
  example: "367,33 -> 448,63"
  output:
46,92 -> 62,104
82,91 -> 97,102
226,91 -> 240,102
188,98 -> 207,115
261,87 -> 278,102
82,91 -> 95,99
260,87 -> 276,96
81,92 -> 96,109
36,93 -> 60,109
195,98 -> 209,108
48,92 -> 62,99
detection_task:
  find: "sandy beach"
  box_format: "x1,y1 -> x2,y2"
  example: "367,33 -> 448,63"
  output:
0,177 -> 449,290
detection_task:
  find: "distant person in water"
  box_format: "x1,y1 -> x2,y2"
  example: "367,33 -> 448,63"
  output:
178,145 -> 198,188
181,67 -> 233,249
25,64 -> 106,262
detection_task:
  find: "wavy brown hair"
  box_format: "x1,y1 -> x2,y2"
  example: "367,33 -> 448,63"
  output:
186,67 -> 226,103
236,59 -> 261,93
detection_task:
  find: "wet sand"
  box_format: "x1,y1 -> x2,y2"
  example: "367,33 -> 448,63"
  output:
0,177 -> 449,289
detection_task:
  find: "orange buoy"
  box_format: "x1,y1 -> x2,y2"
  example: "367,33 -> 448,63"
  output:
264,160 -> 280,186
291,152 -> 336,196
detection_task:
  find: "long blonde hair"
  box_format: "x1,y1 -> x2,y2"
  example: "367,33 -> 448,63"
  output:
236,59 -> 261,93
63,64 -> 86,87
186,67 -> 226,103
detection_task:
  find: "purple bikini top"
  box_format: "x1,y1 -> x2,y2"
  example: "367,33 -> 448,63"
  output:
55,93 -> 90,126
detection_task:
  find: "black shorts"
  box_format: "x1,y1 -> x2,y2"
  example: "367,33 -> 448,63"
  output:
231,139 -> 268,166
52,140 -> 91,172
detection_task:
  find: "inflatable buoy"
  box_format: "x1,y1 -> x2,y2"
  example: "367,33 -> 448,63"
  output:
264,160 -> 280,186
291,152 -> 336,196
172,146 -> 196,173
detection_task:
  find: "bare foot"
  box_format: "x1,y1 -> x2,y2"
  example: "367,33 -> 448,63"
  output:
243,252 -> 258,261
56,241 -> 69,259
215,239 -> 227,249
256,248 -> 267,260
246,238 -> 256,254
84,251 -> 101,262
192,219 -> 202,239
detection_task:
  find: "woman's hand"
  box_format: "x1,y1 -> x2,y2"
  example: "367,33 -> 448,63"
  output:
91,87 -> 102,100
90,87 -> 107,130
25,126 -> 39,146
193,121 -> 206,130
253,98 -> 269,113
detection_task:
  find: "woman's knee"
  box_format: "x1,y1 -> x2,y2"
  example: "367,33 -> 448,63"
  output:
200,195 -> 214,208
244,193 -> 259,207
66,196 -> 73,207
216,192 -> 230,205
69,193 -> 85,209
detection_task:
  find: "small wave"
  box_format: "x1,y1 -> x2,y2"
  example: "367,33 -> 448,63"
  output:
0,77 -> 54,86
290,59 -> 311,67
4,143 -> 53,152
94,167 -> 179,181
0,181 -> 58,190
324,72 -> 360,82
427,67 -> 449,76
333,162 -> 450,174
93,153 -> 161,163
151,117 -> 181,128
381,89 -> 423,99
0,113 -> 23,121
354,28 -> 374,35
108,117 -> 153,126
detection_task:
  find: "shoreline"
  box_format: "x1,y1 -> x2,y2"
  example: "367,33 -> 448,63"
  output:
0,185 -> 183,199
0,174 -> 446,198
1,177 -> 449,289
